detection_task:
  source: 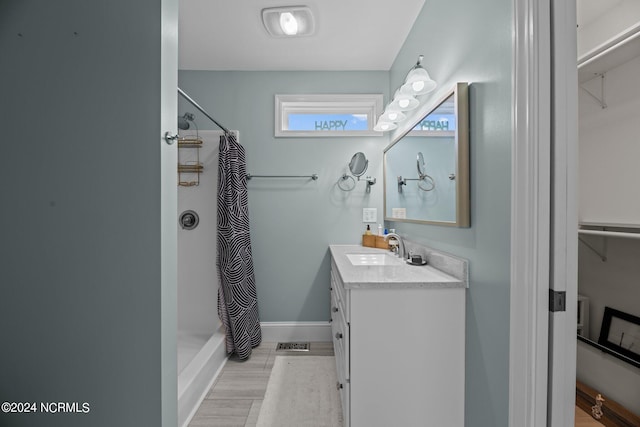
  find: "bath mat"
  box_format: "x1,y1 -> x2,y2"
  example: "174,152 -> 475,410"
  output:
256,356 -> 342,427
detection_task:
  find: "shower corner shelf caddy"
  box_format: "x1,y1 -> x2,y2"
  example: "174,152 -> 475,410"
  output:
177,136 -> 204,187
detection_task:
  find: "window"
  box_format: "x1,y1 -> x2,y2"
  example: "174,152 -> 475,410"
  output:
275,94 -> 383,137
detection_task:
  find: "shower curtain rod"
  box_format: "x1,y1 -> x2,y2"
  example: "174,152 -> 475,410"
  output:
178,87 -> 231,135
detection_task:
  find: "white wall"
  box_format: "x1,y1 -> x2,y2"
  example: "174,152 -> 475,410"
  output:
577,50 -> 640,415
178,130 -> 222,334
579,55 -> 640,223
577,0 -> 640,58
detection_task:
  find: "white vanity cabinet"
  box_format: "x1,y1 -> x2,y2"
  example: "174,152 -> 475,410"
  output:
329,245 -> 466,427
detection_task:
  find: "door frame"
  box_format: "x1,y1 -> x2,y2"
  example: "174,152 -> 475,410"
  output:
547,0 -> 578,426
509,0 -> 578,425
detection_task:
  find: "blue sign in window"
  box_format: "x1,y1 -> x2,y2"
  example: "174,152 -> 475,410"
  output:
413,113 -> 456,132
288,113 -> 369,131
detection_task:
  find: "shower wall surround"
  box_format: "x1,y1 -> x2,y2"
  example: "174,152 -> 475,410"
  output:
178,131 -> 223,334
178,70 -> 390,323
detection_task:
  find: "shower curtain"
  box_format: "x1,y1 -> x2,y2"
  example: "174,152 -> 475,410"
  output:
217,132 -> 261,360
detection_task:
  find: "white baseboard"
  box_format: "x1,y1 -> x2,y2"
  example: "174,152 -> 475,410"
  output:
260,321 -> 332,342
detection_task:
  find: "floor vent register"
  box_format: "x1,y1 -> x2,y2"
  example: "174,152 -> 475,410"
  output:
276,342 -> 310,352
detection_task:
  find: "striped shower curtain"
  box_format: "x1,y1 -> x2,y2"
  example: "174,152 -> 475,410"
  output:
217,132 -> 261,360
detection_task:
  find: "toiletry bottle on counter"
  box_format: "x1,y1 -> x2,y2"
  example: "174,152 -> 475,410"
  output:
378,224 -> 383,236
365,224 -> 372,235
387,229 -> 398,252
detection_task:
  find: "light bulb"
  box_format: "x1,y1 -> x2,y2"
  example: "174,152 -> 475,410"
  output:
398,99 -> 410,109
280,12 -> 298,35
374,120 -> 397,132
412,81 -> 425,92
388,112 -> 398,121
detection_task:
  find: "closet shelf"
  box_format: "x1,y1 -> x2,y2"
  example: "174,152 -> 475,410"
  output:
579,221 -> 640,230
579,229 -> 640,240
578,222 -> 640,261
579,222 -> 640,237
578,22 -> 640,84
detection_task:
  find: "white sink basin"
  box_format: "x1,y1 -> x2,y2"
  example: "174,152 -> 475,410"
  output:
345,253 -> 404,266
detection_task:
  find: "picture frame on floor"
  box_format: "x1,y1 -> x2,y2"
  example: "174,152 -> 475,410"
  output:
597,306 -> 640,364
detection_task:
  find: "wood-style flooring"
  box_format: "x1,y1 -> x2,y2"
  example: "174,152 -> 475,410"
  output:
187,342 -> 604,427
188,341 -> 334,427
575,406 -> 605,427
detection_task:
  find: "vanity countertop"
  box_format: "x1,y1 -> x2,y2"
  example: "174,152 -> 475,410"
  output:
329,244 -> 466,290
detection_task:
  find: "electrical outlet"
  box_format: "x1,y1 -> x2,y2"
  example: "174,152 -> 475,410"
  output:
362,208 -> 377,223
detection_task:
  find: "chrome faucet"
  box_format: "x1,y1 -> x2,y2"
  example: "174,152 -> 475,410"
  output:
384,233 -> 407,259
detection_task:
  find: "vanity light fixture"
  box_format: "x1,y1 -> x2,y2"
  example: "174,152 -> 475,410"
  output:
378,108 -> 407,123
373,121 -> 398,132
374,54 -> 437,132
402,55 -> 437,95
389,88 -> 419,111
262,6 -> 316,37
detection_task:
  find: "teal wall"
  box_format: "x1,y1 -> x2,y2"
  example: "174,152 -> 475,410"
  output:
0,1 -> 177,426
388,1 -> 513,426
180,1 -> 513,422
178,71 -> 390,321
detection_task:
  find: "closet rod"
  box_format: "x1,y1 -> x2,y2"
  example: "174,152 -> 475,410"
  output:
246,174 -> 319,181
578,229 -> 640,240
178,87 -> 231,135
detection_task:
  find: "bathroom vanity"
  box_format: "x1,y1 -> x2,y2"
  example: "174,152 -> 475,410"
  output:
329,244 -> 467,427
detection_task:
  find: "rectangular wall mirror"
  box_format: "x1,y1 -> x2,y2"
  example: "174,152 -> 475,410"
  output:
383,82 -> 469,226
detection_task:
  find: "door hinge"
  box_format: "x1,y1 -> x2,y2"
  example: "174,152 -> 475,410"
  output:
549,290 -> 566,312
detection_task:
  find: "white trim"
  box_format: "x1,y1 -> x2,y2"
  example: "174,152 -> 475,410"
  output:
509,0 -> 551,426
274,94 -> 383,137
260,321 -> 332,342
548,0 -> 578,425
178,330 -> 228,427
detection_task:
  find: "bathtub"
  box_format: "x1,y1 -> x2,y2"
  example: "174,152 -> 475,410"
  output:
178,327 -> 228,427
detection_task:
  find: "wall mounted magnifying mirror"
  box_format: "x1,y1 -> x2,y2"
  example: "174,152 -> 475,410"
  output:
349,152 -> 368,177
397,152 -> 436,193
384,82 -> 469,226
338,152 -> 377,192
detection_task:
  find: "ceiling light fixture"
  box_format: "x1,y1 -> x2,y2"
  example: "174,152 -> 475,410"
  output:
262,6 -> 316,37
374,55 -> 437,132
279,12 -> 298,35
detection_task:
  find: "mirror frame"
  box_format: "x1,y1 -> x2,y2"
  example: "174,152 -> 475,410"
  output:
383,82 -> 470,227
